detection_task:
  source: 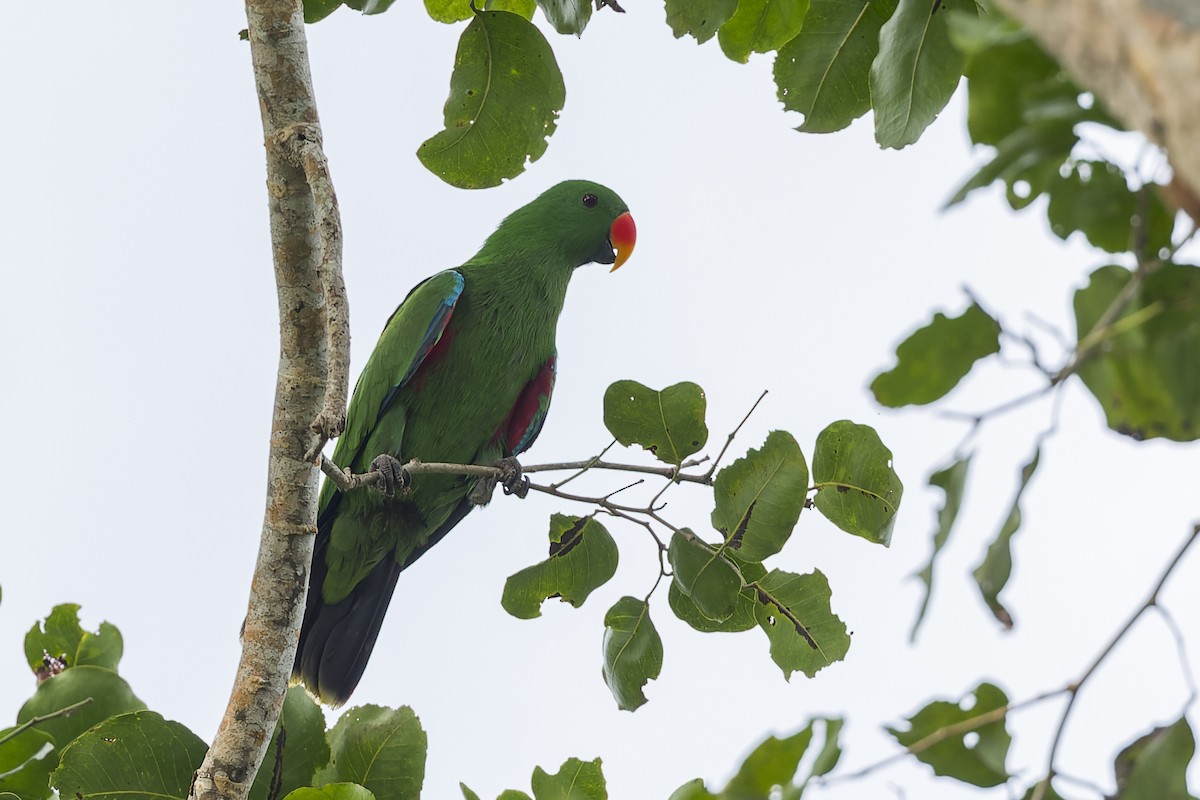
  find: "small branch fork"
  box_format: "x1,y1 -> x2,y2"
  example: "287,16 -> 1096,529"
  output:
941,193 -> 1189,439
817,523 -> 1200,795
318,391 -> 769,596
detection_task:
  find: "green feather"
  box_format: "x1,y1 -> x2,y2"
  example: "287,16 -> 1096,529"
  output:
295,180 -> 632,705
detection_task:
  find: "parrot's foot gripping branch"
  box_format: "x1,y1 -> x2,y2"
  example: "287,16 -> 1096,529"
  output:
468,457 -> 529,505
369,454 -> 411,497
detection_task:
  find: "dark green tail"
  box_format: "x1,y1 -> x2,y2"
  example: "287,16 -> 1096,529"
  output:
294,496 -> 474,705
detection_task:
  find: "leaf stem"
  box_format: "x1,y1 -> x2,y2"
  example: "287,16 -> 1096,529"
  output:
0,697 -> 94,747
703,390 -> 768,481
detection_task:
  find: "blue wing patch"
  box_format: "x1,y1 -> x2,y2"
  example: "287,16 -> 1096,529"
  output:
378,270 -> 464,421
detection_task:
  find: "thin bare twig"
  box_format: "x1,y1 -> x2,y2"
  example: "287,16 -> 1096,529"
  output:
0,697 -> 93,748
319,453 -> 719,494
703,390 -> 768,481
544,439 -> 618,490
1153,604 -> 1199,708
1030,523 -> 1200,800
531,456 -> 712,485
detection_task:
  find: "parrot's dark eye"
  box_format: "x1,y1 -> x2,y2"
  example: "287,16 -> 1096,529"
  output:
581,193 -> 598,208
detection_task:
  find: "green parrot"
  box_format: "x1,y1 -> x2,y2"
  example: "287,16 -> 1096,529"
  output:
294,180 -> 636,705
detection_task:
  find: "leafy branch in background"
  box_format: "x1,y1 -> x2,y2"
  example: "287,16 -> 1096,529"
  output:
0,380 -> 903,797
4,0 -> 1199,796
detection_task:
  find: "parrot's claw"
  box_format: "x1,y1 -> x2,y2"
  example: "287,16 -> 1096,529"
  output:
369,454 -> 409,498
468,457 -> 529,506
497,457 -> 530,499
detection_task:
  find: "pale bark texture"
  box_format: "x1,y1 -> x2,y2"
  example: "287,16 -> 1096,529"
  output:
993,0 -> 1200,200
189,0 -> 344,796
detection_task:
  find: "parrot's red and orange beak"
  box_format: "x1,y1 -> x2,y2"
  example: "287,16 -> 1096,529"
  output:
609,212 -> 636,272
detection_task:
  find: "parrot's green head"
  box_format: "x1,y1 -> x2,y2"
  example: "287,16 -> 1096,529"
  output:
484,179 -> 637,272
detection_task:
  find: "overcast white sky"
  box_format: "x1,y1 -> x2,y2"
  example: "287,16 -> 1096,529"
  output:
2,3 -> 1197,798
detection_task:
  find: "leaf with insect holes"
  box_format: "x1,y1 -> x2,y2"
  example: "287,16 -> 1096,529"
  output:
665,0 -> 737,43
51,711 -> 207,799
502,515 -> 618,619
603,380 -> 708,466
774,0 -> 898,133
751,569 -> 849,679
711,430 -> 809,562
812,421 -> 902,545
24,603 -> 123,674
888,682 -> 1011,787
417,11 -> 565,188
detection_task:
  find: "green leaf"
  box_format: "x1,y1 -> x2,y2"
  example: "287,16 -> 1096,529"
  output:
1073,263 -> 1200,442
536,0 -> 592,35
973,448 -> 1039,628
871,303 -> 1001,408
603,380 -> 708,466
668,560 -> 765,634
424,0 -> 473,23
460,784 -> 483,800
24,604 -> 123,674
502,514 -> 619,619
665,0 -> 738,44
17,666 -> 145,750
811,421 -> 903,545
250,686 -> 332,800
498,792 -> 535,800
955,24 -> 1060,146
486,0 -> 536,19
1049,167 -> 1176,255
51,711 -> 206,800
531,758 -> 606,799
1018,781 -> 1070,800
751,569 -> 850,679
667,779 -> 717,800
711,430 -> 809,562
774,0 -> 897,133
943,8 -> 1026,56
1113,717 -> 1196,800
668,531 -> 743,622
417,11 -> 565,189
0,726 -> 55,799
910,456 -> 972,641
601,597 -> 663,711
284,786 -> 377,800
888,682 -> 1011,787
321,705 -> 426,800
671,717 -> 843,799
808,717 -> 844,778
870,0 -> 973,149
725,727 -> 813,796
1047,161 -> 1141,253
718,0 -> 810,63
944,115 -> 1079,209
304,0 -> 344,23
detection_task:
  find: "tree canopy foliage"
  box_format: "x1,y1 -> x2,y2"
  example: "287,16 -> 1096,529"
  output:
2,0 -> 1198,799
